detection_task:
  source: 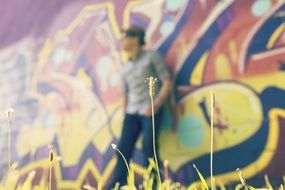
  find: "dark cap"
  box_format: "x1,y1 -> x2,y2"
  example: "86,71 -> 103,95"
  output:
121,25 -> 145,46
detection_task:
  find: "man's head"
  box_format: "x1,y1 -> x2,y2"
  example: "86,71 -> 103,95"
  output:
121,25 -> 145,52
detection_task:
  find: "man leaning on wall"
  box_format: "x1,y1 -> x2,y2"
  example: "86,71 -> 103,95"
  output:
107,25 -> 171,189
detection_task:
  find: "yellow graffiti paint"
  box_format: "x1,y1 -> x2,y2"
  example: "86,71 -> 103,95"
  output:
23,1 -> 142,187
123,0 -> 146,29
38,2 -> 122,70
190,52 -> 209,86
207,108 -> 281,184
77,69 -> 93,89
18,156 -> 118,189
267,23 -> 285,49
229,40 -> 238,63
160,82 -> 263,171
214,53 -> 232,80
239,72 -> 285,93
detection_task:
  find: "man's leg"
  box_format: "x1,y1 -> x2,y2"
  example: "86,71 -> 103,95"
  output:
108,113 -> 142,188
141,110 -> 162,165
141,110 -> 163,188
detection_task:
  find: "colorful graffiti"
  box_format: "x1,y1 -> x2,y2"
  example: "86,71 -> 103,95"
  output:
0,0 -> 285,188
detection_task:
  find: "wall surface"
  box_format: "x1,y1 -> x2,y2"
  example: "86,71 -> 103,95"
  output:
0,0 -> 285,188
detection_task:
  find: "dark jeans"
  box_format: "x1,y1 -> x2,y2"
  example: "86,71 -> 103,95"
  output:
108,110 -> 163,188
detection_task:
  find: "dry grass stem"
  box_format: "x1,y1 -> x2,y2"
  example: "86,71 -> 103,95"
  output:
210,92 -> 215,190
147,76 -> 162,190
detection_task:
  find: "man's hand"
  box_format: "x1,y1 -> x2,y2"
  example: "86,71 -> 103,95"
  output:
143,79 -> 171,117
142,104 -> 157,117
143,105 -> 152,117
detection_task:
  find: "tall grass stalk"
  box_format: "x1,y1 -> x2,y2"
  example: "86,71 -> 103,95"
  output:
22,170 -> 36,190
148,77 -> 162,190
210,92 -> 215,190
5,107 -> 14,190
8,118 -> 11,171
97,182 -> 102,190
144,159 -> 155,190
111,144 -> 134,187
264,175 -> 273,190
6,107 -> 14,170
162,160 -> 172,190
193,164 -> 209,190
163,160 -> 169,181
83,184 -> 96,190
236,168 -> 257,190
49,146 -> 54,190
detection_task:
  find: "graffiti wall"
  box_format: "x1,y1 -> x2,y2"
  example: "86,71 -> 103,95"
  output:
0,0 -> 285,188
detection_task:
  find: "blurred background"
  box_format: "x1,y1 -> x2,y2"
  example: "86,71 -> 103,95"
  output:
0,0 -> 285,188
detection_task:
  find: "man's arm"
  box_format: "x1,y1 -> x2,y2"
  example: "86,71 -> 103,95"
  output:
153,79 -> 171,109
122,95 -> 128,114
143,51 -> 171,116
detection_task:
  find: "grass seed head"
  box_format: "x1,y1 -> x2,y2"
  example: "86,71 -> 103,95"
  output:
111,143 -> 118,150
5,107 -> 14,119
146,77 -> 157,97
